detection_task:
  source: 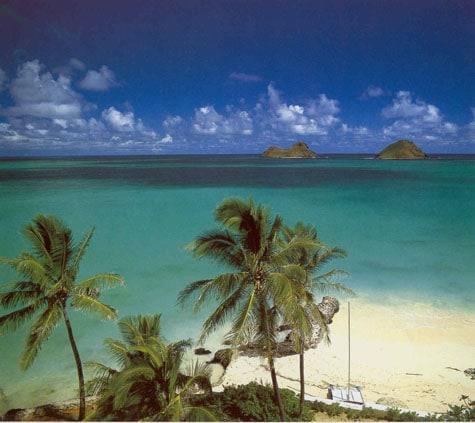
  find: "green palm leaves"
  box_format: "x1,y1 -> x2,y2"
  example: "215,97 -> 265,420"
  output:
89,314 -> 214,421
179,198 -> 318,347
0,214 -> 124,420
281,221 -> 353,416
179,197 -> 352,421
178,198 -> 324,420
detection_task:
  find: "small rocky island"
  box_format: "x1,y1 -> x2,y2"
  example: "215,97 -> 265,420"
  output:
376,139 -> 428,160
262,141 -> 317,158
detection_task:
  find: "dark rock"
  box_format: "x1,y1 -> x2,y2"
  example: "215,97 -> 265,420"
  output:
464,368 -> 475,380
317,296 -> 340,324
207,348 -> 234,369
239,296 -> 340,358
2,396 -> 97,421
194,347 -> 212,355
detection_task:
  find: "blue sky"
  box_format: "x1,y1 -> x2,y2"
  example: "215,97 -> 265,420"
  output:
0,0 -> 474,155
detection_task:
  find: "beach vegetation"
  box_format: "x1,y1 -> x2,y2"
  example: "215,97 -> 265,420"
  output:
443,395 -> 475,421
87,314 -> 215,421
0,214 -> 124,420
187,382 -> 451,421
188,382 -> 314,421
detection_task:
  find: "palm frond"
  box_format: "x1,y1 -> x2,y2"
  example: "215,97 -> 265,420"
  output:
194,272 -> 247,313
112,364 -> 155,410
128,344 -> 164,369
168,338 -> 193,356
214,197 -> 251,229
312,275 -> 355,296
187,230 -> 243,268
20,303 -> 62,369
57,227 -> 73,277
118,314 -> 162,346
224,287 -> 257,346
118,362 -> 157,386
0,282 -> 43,308
253,295 -> 277,351
104,338 -> 130,367
85,361 -> 118,395
70,227 -> 95,278
22,216 -> 55,263
176,279 -> 212,307
260,215 -> 283,261
85,360 -> 118,375
111,380 -> 137,411
77,273 -> 125,291
310,246 -> 347,269
0,255 -> 47,284
272,237 -> 322,266
198,285 -> 247,344
0,298 -> 46,334
71,293 -> 117,320
183,405 -> 217,421
267,215 -> 283,245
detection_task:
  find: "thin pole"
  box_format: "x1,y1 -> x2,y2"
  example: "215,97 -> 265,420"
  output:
347,301 -> 351,401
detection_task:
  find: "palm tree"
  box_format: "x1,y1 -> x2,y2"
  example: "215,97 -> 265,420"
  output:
281,222 -> 353,416
0,214 -> 124,420
88,314 -> 215,421
178,198 -> 318,421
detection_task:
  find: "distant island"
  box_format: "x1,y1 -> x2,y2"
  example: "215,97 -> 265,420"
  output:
376,140 -> 428,160
262,141 -> 317,158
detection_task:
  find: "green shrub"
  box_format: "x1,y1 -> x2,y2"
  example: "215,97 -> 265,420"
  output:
189,382 -> 313,421
191,385 -> 474,422
443,395 -> 475,422
309,399 -> 435,421
384,407 -> 419,421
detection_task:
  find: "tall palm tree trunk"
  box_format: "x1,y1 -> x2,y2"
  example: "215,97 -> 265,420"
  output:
268,354 -> 285,421
62,306 -> 85,421
299,343 -> 305,416
261,300 -> 285,421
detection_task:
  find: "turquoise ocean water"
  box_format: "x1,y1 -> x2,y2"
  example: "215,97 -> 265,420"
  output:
0,154 -> 474,409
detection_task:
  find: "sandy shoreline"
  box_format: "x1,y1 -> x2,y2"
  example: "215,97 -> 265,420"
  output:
214,298 -> 475,413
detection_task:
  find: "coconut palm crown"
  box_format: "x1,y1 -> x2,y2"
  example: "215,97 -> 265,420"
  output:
0,214 -> 124,420
178,198 -> 320,420
87,314 -> 214,421
281,221 -> 354,415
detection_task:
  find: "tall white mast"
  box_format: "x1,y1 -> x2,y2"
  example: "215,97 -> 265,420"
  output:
347,301 -> 351,400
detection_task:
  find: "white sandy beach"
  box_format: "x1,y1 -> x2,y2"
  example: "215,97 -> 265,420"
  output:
214,298 -> 475,413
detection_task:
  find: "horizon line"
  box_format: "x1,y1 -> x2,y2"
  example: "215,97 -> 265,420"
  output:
1,152 -> 475,160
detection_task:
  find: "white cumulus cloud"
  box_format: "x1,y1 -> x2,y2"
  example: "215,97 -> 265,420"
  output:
361,85 -> 386,99
102,107 -> 136,131
263,84 -> 340,135
0,60 -> 158,153
382,91 -> 457,140
192,105 -> 253,135
163,115 -> 183,128
159,134 -> 173,144
79,65 -> 118,91
6,60 -> 83,120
